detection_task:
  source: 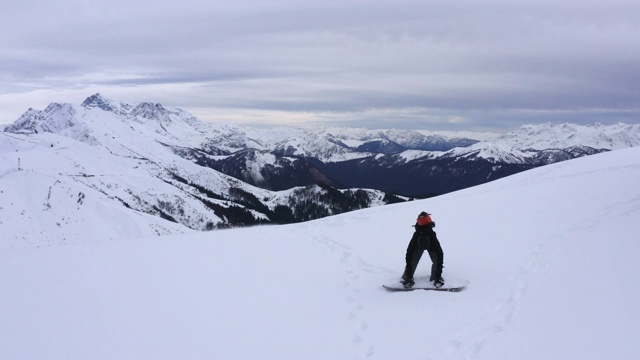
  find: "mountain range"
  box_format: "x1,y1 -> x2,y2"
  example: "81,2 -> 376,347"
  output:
2,93 -> 640,232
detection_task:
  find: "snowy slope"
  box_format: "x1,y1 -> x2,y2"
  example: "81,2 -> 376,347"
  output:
0,132 -> 194,248
1,146 -> 639,359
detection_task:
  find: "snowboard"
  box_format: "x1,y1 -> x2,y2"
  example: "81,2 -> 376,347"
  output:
382,278 -> 468,292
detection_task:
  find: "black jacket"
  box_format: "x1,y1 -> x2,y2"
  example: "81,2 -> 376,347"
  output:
413,222 -> 436,250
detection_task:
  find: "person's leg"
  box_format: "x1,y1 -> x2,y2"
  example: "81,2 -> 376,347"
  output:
428,240 -> 444,281
402,248 -> 423,283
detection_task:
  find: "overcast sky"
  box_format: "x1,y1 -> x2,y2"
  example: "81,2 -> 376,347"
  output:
1,0 -> 639,131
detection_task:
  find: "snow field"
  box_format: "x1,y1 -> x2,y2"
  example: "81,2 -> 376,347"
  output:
1,147 -> 640,359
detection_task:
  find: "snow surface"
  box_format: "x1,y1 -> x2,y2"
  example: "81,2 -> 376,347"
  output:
1,147 -> 640,359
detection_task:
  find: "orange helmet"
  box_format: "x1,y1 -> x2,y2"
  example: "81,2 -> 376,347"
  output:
417,211 -> 432,226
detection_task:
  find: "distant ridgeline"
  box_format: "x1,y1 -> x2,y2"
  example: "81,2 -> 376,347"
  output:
4,93 -> 640,228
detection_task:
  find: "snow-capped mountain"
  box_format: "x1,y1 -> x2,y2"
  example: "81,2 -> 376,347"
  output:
3,93 -> 640,233
6,102 -> 98,145
1,94 -> 409,234
490,122 -> 640,150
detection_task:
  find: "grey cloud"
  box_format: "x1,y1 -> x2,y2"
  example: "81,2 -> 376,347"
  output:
1,0 -> 639,130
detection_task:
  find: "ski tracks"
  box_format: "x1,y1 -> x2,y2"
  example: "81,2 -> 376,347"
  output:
312,234 -> 390,360
445,240 -> 558,360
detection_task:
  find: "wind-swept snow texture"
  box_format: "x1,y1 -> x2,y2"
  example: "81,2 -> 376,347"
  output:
1,147 -> 639,359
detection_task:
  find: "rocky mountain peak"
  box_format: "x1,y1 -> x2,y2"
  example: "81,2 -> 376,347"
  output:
81,93 -> 117,112
130,102 -> 169,121
4,103 -> 76,135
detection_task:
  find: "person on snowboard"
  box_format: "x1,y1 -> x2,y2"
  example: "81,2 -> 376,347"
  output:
401,211 -> 444,288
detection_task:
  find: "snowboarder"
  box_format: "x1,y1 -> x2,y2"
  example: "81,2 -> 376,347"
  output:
401,211 -> 444,288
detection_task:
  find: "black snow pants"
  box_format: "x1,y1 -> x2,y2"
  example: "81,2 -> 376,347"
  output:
402,230 -> 444,282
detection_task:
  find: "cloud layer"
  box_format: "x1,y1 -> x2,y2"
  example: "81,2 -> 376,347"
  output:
1,0 -> 639,130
